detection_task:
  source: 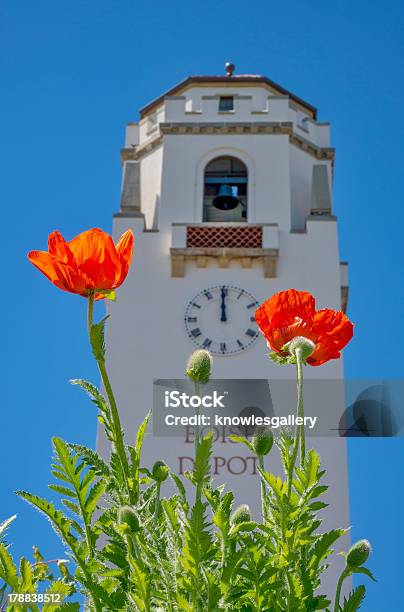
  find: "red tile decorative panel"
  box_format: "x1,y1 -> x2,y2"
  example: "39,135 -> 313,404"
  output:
187,225 -> 262,248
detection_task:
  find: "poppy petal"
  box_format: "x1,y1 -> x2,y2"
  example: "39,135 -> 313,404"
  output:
28,251 -> 87,294
313,309 -> 354,350
307,337 -> 342,366
47,231 -> 77,269
262,321 -> 313,353
68,228 -> 120,290
255,289 -> 316,351
257,289 -> 316,329
114,229 -> 134,287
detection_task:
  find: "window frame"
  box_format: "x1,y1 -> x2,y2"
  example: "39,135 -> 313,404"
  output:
218,96 -> 235,112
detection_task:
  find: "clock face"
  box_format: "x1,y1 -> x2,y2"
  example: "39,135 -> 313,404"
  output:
184,285 -> 261,355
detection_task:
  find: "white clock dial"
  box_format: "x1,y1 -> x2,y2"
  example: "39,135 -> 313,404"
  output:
184,286 -> 260,355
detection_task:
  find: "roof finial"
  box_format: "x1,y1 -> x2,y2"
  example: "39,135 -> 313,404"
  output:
225,62 -> 235,77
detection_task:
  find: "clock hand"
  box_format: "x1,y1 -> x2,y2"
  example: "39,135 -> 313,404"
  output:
220,286 -> 227,322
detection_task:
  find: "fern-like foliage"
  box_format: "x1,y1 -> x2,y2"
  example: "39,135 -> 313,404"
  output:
0,516 -> 77,610
14,378 -> 375,612
340,584 -> 366,611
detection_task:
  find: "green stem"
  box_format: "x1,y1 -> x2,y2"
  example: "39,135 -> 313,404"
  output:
194,381 -> 202,509
154,482 -> 161,525
334,568 -> 348,612
87,293 -> 94,338
295,348 -> 305,466
286,571 -> 294,611
258,455 -> 267,522
193,381 -> 203,609
220,534 -> 228,571
74,551 -> 103,612
126,532 -> 142,560
194,381 -> 200,457
87,293 -> 134,504
255,571 -> 261,611
287,347 -> 304,498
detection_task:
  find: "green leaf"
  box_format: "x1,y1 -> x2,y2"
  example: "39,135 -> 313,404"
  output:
128,559 -> 151,609
0,542 -> 18,589
48,484 -> 76,498
259,469 -> 287,499
68,444 -> 110,478
61,499 -> 81,518
43,580 -> 72,610
310,529 -> 347,569
229,521 -> 258,535
19,557 -> 34,590
302,449 -> 321,488
170,473 -> 188,510
182,499 -> 212,579
269,352 -> 292,365
135,411 -> 151,459
228,435 -> 254,453
341,585 -> 366,611
162,498 -> 181,534
307,485 -> 328,500
16,491 -> 79,555
212,491 -> 234,532
89,316 -> 109,361
85,479 -> 106,517
193,433 -> 213,485
349,566 -> 377,582
127,411 -> 151,502
309,501 -> 328,511
0,515 -> 16,543
69,380 -> 109,417
96,289 -> 116,301
51,438 -> 102,528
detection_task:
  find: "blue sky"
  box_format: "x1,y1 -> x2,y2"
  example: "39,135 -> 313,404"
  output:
2,1 -> 403,608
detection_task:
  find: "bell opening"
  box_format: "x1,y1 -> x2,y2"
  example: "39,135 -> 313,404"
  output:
203,156 -> 248,222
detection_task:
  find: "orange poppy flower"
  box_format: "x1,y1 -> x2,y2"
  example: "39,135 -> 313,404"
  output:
255,289 -> 353,366
28,228 -> 134,300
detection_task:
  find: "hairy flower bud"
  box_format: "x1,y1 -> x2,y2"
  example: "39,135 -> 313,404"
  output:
230,504 -> 251,526
186,350 -> 212,384
152,460 -> 169,483
252,426 -> 274,457
286,336 -> 316,360
118,505 -> 140,533
347,539 -> 372,567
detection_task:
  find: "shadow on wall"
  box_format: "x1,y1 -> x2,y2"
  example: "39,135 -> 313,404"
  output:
341,384 -> 400,437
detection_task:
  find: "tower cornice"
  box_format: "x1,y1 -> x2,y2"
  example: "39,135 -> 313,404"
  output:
120,122 -> 334,166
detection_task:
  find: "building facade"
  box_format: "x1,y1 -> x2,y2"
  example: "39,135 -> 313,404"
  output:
100,66 -> 351,593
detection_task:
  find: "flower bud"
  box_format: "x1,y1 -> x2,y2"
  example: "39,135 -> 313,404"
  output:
346,539 -> 371,567
252,426 -> 274,457
57,559 -> 71,578
117,505 -> 140,533
152,460 -> 169,483
186,350 -> 212,384
230,504 -> 251,525
286,336 -> 315,360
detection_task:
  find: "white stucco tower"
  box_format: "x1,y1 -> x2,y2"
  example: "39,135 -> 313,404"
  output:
101,65 -> 351,589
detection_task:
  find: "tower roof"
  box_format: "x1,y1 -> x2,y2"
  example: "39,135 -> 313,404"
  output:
139,74 -> 317,120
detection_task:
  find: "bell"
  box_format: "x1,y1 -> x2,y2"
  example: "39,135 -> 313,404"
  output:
212,184 -> 239,210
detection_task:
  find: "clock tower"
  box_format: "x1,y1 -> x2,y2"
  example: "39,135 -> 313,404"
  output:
100,65 -> 351,588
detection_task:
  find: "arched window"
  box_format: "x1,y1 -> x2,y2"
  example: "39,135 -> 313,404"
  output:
203,156 -> 248,222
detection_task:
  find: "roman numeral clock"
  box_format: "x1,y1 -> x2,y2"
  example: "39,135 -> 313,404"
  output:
184,286 -> 260,355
